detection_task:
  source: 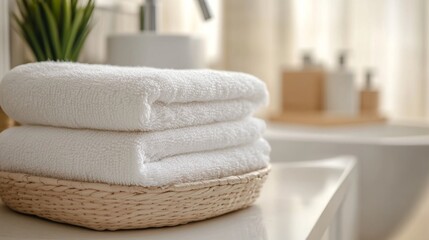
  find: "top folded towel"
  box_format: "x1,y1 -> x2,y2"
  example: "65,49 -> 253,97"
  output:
0,62 -> 268,131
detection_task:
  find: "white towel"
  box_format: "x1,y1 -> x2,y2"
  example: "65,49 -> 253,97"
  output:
0,117 -> 264,163
0,62 -> 268,131
0,123 -> 270,185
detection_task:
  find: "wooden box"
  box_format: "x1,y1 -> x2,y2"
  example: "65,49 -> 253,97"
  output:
360,90 -> 379,115
281,69 -> 325,112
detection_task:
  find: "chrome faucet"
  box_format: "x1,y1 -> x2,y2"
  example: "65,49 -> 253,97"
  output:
144,0 -> 212,32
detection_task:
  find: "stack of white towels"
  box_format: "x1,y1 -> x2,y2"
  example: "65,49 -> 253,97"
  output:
0,62 -> 270,187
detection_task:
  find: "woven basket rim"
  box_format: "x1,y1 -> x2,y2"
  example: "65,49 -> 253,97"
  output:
0,166 -> 270,193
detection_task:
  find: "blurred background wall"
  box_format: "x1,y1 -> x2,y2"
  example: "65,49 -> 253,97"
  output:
0,1 -> 10,78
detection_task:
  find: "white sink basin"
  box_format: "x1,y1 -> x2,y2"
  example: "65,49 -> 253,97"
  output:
0,157 -> 357,240
266,122 -> 429,240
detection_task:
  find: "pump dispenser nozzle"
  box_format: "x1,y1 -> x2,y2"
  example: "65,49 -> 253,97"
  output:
338,51 -> 347,69
143,0 -> 212,32
365,69 -> 374,90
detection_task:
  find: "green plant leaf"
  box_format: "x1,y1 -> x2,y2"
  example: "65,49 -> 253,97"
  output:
71,0 -> 78,19
22,1 -> 37,37
21,0 -> 30,13
71,0 -> 94,61
61,0 -> 71,54
70,26 -> 91,61
64,8 -> 84,59
33,3 -> 53,60
13,14 -> 42,61
83,0 -> 95,22
15,0 -> 27,18
50,0 -> 62,24
24,25 -> 46,61
13,13 -> 45,61
74,0 -> 94,50
41,1 -> 62,59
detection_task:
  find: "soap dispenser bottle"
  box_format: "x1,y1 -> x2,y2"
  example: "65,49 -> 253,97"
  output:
360,70 -> 379,115
325,52 -> 359,116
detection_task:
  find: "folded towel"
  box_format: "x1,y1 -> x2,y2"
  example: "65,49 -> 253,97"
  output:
0,117 -> 264,164
138,139 -> 270,186
0,62 -> 268,131
0,124 -> 270,185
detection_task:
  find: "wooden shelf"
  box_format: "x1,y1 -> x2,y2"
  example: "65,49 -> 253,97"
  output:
269,112 -> 387,126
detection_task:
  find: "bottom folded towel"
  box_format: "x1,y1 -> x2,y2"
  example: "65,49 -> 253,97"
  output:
137,139 -> 270,186
0,130 -> 270,186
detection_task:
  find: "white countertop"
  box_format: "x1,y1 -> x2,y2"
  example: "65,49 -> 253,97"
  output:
0,157 -> 357,240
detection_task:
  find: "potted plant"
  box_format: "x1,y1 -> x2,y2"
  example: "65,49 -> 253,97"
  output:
0,0 -> 96,131
13,0 -> 95,61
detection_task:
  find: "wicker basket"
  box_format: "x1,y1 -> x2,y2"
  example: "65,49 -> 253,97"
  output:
0,167 -> 270,230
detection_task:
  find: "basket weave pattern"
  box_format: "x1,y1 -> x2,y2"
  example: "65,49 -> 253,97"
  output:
0,167 -> 270,230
